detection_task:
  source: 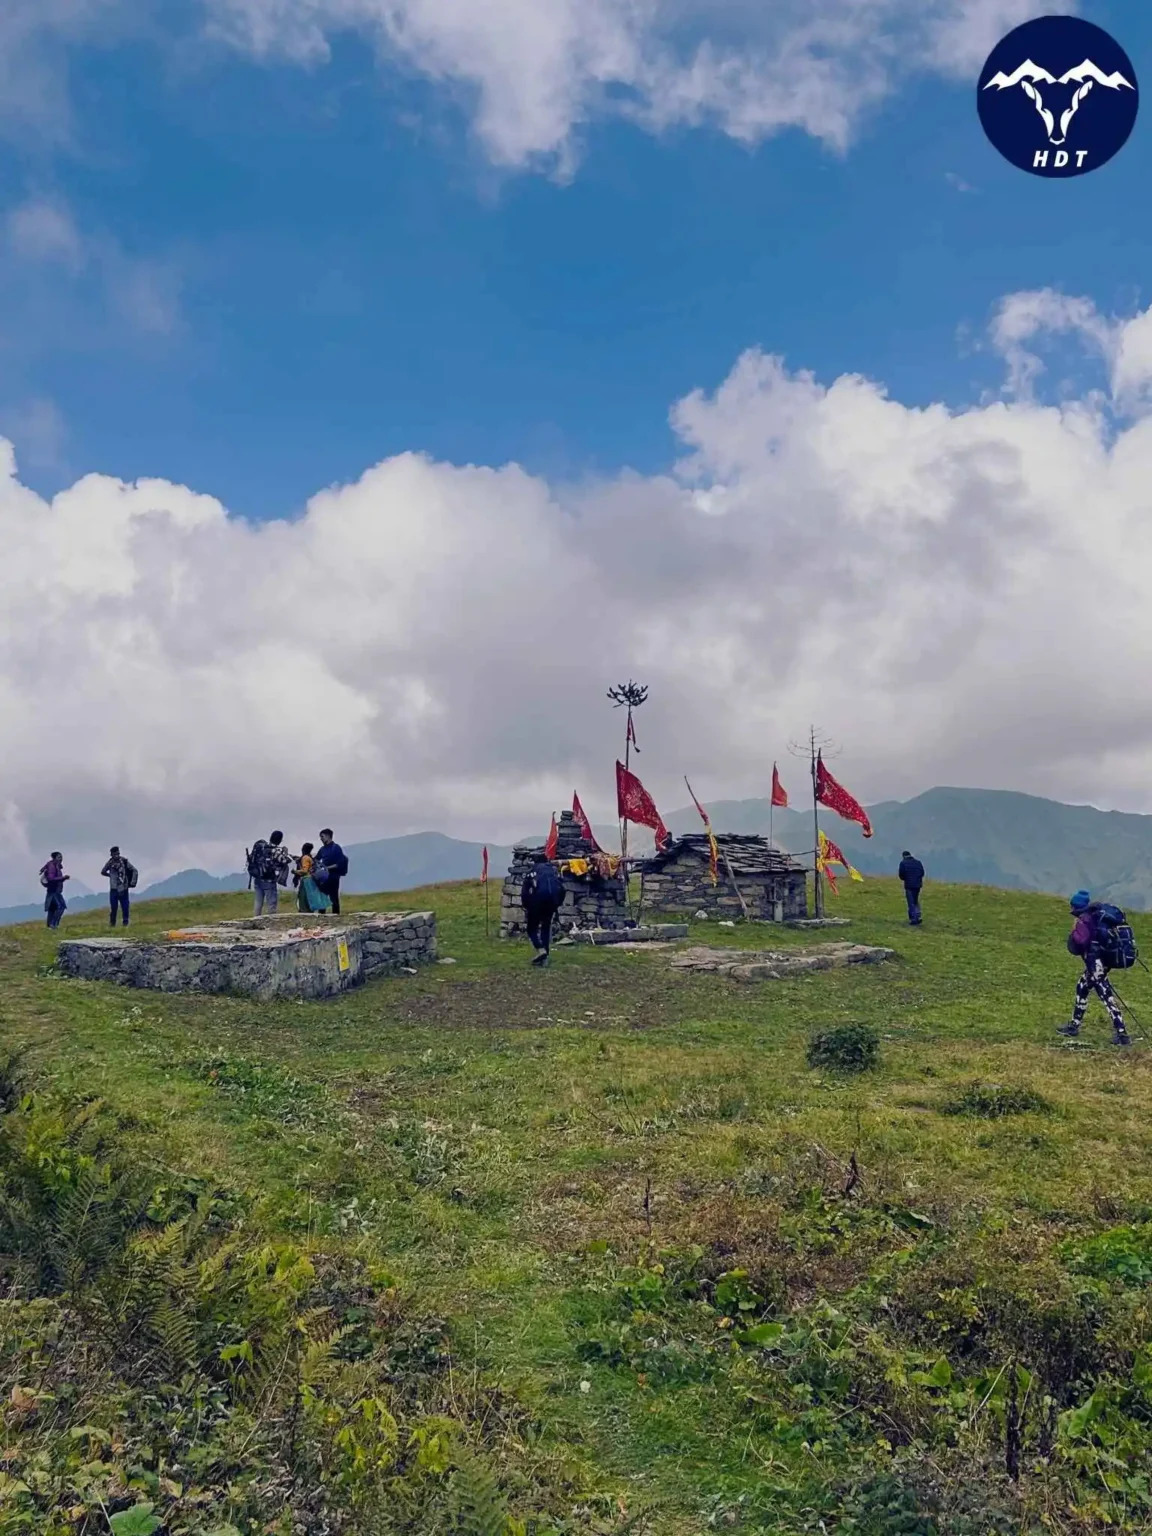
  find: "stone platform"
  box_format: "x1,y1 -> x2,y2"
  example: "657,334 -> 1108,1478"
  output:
56,911 -> 436,1002
669,942 -> 893,982
567,924 -> 688,945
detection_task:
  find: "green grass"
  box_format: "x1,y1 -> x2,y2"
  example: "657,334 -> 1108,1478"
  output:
4,877 -> 1152,1533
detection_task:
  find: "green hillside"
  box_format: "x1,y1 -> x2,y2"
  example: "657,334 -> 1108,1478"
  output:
667,784 -> 1152,907
4,879 -> 1152,1532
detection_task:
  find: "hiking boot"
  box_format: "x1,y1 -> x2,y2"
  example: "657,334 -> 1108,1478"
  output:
1056,1021 -> 1082,1037
1113,1029 -> 1132,1047
531,950 -> 547,966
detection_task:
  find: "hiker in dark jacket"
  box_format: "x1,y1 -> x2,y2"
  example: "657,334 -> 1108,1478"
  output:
314,829 -> 348,915
1058,890 -> 1131,1046
521,852 -> 566,966
898,851 -> 925,926
101,846 -> 137,928
40,852 -> 69,929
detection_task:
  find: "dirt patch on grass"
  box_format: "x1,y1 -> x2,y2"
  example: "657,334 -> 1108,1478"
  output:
393,968 -> 689,1032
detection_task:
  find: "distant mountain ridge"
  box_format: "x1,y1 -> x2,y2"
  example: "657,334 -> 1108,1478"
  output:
664,786 -> 1152,910
6,787 -> 1152,926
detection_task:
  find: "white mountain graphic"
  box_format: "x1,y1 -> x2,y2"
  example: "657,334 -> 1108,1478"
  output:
984,56 -> 1135,147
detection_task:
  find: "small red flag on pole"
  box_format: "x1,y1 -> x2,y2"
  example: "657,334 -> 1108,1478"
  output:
572,793 -> 601,851
771,763 -> 789,808
544,814 -> 559,860
481,846 -> 488,883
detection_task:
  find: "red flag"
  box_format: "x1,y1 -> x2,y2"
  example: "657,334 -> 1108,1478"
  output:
481,846 -> 489,884
627,714 -> 639,754
684,777 -> 719,885
815,753 -> 873,838
544,814 -> 559,860
572,793 -> 601,852
771,763 -> 789,809
616,761 -> 671,850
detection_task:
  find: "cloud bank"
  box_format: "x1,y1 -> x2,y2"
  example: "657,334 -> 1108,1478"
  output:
203,0 -> 1054,168
3,287 -> 1151,901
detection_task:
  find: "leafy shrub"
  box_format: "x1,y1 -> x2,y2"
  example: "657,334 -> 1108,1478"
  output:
942,1082 -> 1052,1119
807,1023 -> 880,1074
1064,1222 -> 1152,1287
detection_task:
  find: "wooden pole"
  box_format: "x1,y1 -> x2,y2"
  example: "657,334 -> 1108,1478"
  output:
720,844 -> 751,922
484,876 -> 490,939
810,726 -> 824,919
685,776 -> 750,923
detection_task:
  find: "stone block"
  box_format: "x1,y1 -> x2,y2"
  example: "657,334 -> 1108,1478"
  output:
58,910 -> 437,1002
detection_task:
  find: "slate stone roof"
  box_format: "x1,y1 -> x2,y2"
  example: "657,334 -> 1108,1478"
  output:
641,834 -> 808,877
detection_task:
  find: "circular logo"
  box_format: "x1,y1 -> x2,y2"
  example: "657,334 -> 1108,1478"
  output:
977,15 -> 1138,177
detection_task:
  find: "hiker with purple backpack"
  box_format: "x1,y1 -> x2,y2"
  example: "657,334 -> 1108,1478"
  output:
1058,890 -> 1135,1047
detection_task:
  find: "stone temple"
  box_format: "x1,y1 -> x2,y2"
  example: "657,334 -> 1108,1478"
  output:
639,834 -> 809,921
57,911 -> 436,1002
499,810 -> 629,937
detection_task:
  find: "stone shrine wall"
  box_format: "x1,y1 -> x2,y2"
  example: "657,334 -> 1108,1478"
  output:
57,911 -> 436,1002
500,809 -> 628,938
641,865 -> 808,922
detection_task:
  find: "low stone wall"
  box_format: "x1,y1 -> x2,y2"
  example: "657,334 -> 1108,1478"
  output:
57,911 -> 436,1002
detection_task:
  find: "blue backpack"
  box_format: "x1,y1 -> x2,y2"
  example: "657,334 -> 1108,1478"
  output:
1093,903 -> 1138,970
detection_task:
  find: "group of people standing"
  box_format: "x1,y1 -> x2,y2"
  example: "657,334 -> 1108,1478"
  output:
39,846 -> 138,929
37,831 -> 348,930
246,829 -> 348,916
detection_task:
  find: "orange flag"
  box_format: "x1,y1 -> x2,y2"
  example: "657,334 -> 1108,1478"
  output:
544,815 -> 559,859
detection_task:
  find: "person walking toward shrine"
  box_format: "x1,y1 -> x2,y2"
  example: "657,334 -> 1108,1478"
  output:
101,845 -> 138,927
521,851 -> 566,966
898,850 -> 925,926
40,852 -> 70,929
247,830 -> 292,915
1058,890 -> 1133,1047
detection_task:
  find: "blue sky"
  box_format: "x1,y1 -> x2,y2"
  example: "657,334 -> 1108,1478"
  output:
1,0 -> 1146,519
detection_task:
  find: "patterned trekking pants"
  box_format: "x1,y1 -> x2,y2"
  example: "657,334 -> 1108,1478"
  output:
1072,957 -> 1126,1030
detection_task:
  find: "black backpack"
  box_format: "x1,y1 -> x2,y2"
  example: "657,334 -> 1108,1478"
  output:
1093,903 -> 1138,970
528,862 -> 564,905
247,842 -> 276,882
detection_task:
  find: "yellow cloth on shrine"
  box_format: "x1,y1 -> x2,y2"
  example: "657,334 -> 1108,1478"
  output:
562,858 -> 591,876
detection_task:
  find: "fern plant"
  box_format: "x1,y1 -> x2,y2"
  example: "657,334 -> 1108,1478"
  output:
452,1455 -> 511,1536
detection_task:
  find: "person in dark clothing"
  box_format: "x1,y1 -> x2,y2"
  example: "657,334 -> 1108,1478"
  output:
40,852 -> 69,929
1058,889 -> 1131,1046
101,846 -> 137,927
898,850 -> 925,925
314,829 -> 347,915
521,852 -> 565,966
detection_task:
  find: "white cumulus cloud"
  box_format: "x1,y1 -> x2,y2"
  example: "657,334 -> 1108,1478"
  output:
202,0 -> 1058,169
3,287 -> 1152,903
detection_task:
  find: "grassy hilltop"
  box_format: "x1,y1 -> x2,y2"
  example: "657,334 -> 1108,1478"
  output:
3,879 -> 1152,1534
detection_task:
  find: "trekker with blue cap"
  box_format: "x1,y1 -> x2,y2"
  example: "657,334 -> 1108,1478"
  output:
1058,890 -> 1133,1047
